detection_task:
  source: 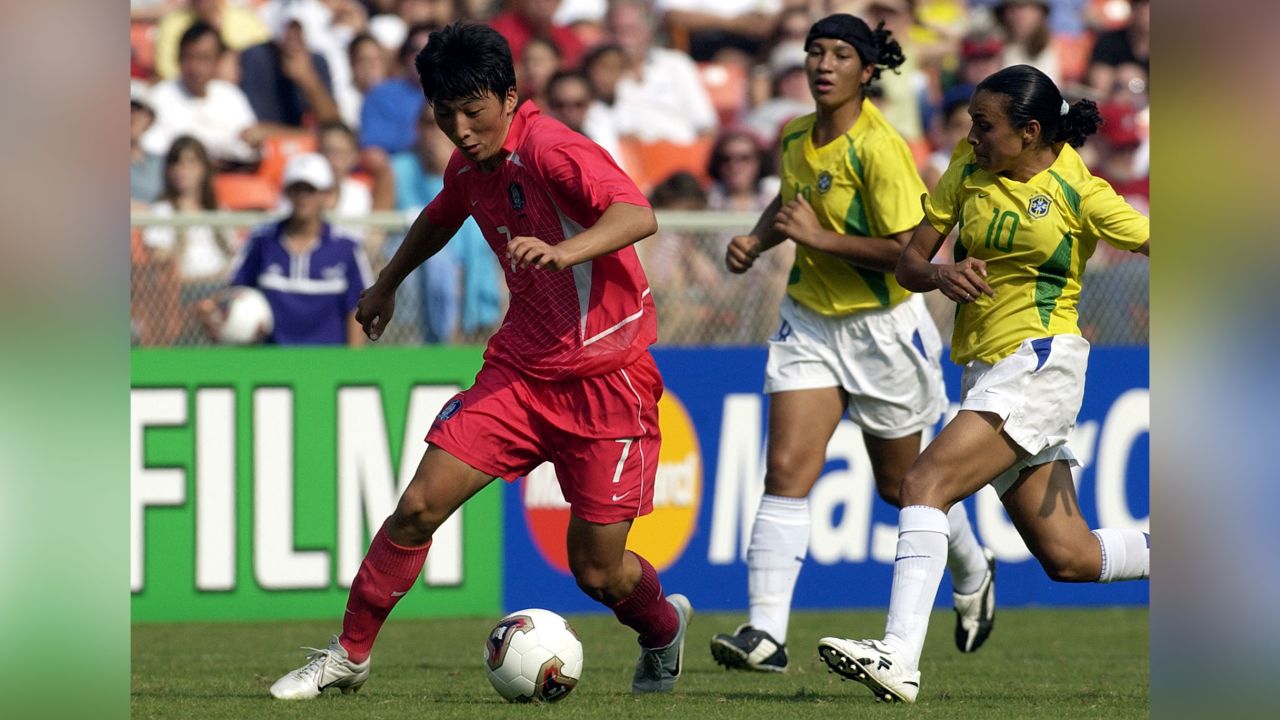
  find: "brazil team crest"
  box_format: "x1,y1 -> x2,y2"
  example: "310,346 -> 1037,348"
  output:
817,171 -> 833,194
1028,194 -> 1052,218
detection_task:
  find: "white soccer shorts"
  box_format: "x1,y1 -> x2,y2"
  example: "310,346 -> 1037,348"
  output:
958,334 -> 1090,496
763,294 -> 947,439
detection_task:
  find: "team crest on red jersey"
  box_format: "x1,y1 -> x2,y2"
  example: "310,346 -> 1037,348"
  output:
508,182 -> 526,210
436,396 -> 463,422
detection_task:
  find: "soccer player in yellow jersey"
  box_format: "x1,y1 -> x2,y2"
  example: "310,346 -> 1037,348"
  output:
709,14 -> 995,674
818,65 -> 1151,703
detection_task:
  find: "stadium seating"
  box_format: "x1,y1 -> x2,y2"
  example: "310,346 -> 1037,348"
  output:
698,62 -> 749,128
1054,32 -> 1096,86
214,173 -> 280,211
257,134 -> 319,190
618,136 -> 715,194
131,22 -> 157,80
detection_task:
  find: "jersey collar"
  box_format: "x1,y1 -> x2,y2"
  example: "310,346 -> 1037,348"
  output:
271,219 -> 333,245
499,100 -> 538,158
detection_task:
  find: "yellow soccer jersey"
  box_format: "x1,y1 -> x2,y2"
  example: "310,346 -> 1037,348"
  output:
778,100 -> 927,316
923,141 -> 1150,365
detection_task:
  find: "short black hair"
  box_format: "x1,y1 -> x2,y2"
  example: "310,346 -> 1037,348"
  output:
414,22 -> 516,105
179,21 -> 226,56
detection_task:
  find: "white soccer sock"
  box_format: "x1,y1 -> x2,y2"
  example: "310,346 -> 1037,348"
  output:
746,494 -> 810,643
1092,528 -> 1150,582
945,502 -> 989,595
883,505 -> 950,671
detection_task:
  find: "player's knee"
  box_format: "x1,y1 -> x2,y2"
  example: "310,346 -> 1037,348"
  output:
763,454 -> 816,497
391,488 -> 448,540
1036,541 -> 1099,583
570,564 -> 616,603
874,479 -> 902,507
898,466 -> 940,507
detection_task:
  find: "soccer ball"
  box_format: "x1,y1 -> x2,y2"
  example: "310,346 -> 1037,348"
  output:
214,286 -> 273,345
483,608 -> 583,703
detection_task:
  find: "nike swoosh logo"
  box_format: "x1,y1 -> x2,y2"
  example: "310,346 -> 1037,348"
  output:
612,491 -> 634,502
391,590 -> 408,597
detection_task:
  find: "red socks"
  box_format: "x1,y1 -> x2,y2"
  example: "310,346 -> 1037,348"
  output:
608,553 -> 678,649
339,522 -> 430,663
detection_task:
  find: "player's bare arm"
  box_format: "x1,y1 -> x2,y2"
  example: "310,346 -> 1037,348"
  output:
356,212 -> 460,340
773,194 -> 911,273
726,194 -> 786,273
896,220 -> 995,304
507,202 -> 657,271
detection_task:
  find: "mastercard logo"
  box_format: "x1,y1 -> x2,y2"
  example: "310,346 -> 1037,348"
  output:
521,390 -> 702,574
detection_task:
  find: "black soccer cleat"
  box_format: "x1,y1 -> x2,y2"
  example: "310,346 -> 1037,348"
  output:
709,625 -> 789,673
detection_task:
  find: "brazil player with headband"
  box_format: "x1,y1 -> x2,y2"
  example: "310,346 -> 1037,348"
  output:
817,64 -> 1151,703
270,22 -> 692,699
709,14 -> 995,674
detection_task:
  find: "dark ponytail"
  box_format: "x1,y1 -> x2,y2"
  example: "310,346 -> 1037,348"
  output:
976,64 -> 1102,148
866,21 -> 905,85
1055,99 -> 1103,147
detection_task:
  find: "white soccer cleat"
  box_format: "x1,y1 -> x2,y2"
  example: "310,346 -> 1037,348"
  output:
269,635 -> 370,700
817,637 -> 920,704
953,547 -> 997,653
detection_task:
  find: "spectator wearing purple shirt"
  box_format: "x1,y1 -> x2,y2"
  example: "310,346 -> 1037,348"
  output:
223,153 -> 373,345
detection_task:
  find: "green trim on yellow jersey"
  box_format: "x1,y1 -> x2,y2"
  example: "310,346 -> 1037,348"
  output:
777,100 -> 927,316
923,140 -> 1150,364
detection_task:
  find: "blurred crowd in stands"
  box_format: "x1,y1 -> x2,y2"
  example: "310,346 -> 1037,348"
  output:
131,0 -> 1150,347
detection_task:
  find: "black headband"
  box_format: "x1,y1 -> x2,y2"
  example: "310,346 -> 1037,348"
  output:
805,14 -> 879,65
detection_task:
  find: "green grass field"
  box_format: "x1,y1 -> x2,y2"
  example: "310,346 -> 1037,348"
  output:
132,607 -> 1147,719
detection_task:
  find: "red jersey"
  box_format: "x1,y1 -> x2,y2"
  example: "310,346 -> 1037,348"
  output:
425,102 -> 656,380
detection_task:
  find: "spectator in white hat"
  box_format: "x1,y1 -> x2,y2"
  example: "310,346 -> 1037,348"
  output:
205,151 -> 374,345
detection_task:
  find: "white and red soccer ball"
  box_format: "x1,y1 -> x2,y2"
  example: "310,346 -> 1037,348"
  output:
484,608 -> 583,703
212,286 -> 273,345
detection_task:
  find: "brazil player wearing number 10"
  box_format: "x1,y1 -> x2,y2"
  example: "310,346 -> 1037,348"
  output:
270,22 -> 692,699
710,14 -> 995,674
817,64 -> 1151,703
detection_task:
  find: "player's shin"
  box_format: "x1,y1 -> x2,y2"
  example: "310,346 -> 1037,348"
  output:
606,552 -> 678,648
1092,528 -> 1149,582
339,520 -> 431,663
746,494 -> 810,642
883,506 -> 950,670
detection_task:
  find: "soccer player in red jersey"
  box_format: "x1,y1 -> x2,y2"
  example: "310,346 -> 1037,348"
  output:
269,21 -> 691,700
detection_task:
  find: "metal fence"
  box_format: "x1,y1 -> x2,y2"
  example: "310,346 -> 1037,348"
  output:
129,210 -> 1148,348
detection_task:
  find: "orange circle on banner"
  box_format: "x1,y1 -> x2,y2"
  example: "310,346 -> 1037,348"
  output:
521,391 -> 702,574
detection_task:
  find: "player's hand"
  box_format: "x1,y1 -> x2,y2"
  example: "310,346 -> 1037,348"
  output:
507,235 -> 569,271
726,234 -> 762,273
355,283 -> 396,341
934,258 -> 996,304
773,195 -> 821,247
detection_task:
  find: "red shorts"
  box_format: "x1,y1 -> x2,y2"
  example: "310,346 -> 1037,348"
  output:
425,352 -> 663,524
